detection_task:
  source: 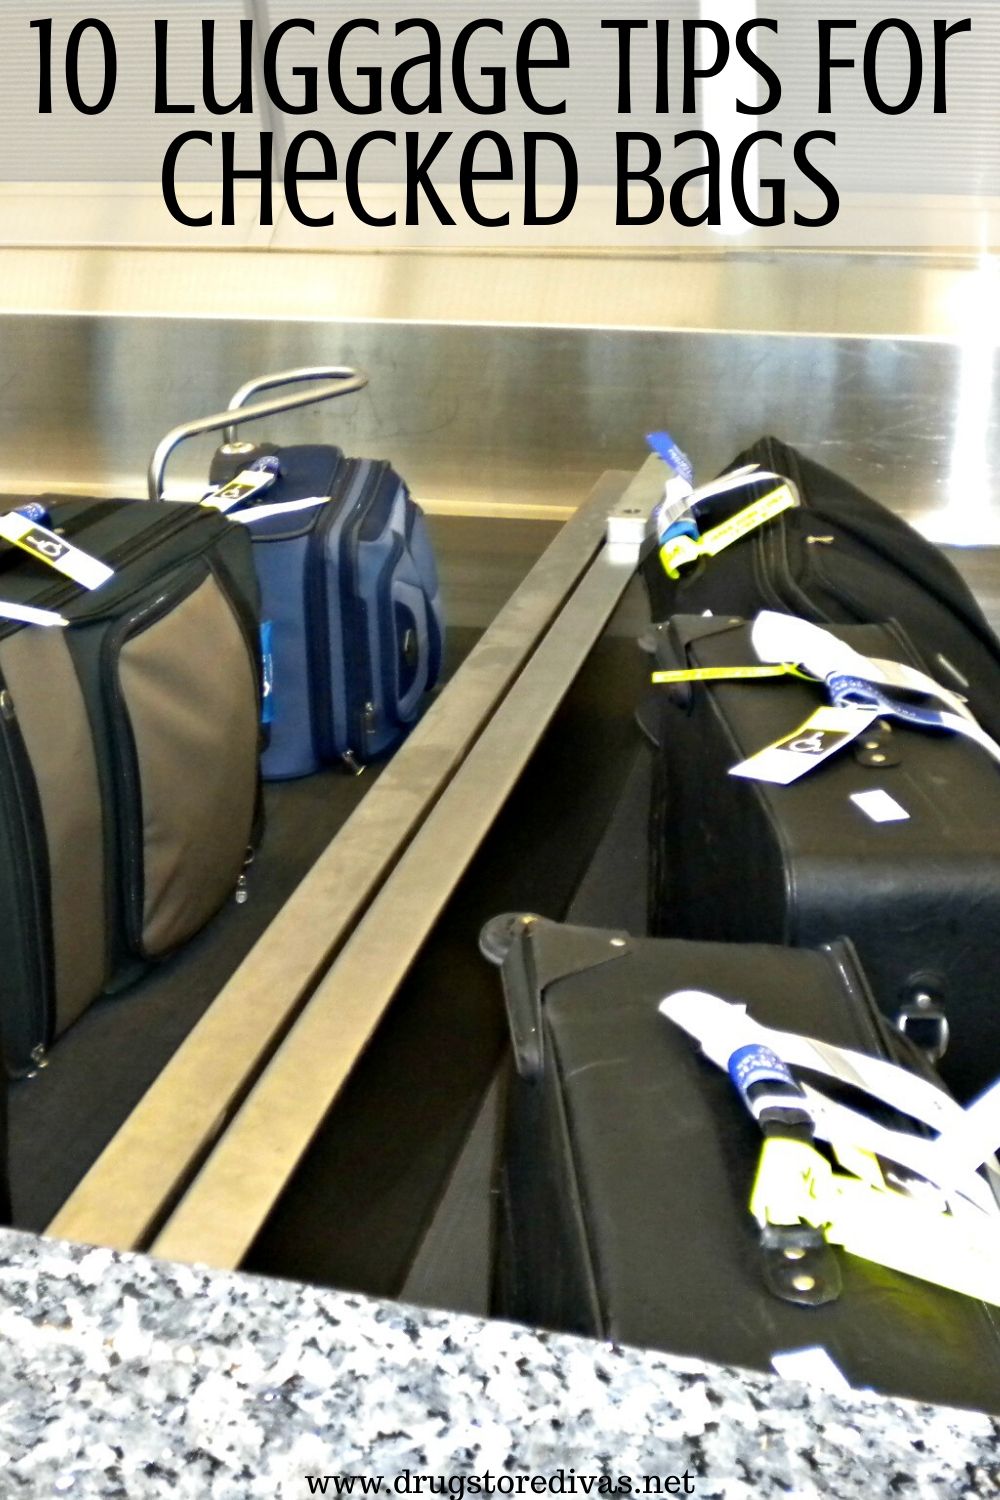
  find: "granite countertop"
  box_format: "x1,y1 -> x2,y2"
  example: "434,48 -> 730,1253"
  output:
0,1230 -> 997,1499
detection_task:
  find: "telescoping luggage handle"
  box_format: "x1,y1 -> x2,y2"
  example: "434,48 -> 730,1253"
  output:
147,366 -> 369,500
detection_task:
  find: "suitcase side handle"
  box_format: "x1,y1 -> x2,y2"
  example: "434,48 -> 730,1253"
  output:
148,366 -> 369,500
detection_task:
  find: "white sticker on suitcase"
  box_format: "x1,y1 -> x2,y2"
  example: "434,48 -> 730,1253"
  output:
771,1347 -> 854,1394
850,789 -> 910,824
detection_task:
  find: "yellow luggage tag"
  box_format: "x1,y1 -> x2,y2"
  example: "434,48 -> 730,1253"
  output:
0,510 -> 113,591
751,1136 -> 1000,1311
652,662 -> 815,687
661,989 -> 1000,1310
660,482 -> 798,580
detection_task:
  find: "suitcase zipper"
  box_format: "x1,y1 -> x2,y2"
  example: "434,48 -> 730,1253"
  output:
371,530 -> 412,735
342,463 -> 396,760
0,678 -> 54,1069
307,460 -> 391,766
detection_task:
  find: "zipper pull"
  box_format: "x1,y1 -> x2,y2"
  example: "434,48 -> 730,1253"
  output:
342,749 -> 366,777
0,689 -> 14,722
235,847 -> 255,906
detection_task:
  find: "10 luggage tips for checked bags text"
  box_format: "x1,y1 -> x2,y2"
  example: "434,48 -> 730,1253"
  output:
27,12 -> 974,231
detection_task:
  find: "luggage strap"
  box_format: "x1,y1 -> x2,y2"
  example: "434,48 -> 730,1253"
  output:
660,989 -> 1000,1311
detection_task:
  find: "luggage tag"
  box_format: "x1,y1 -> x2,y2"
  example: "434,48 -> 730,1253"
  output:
660,991 -> 1000,1309
652,662 -> 814,687
201,454 -> 281,514
659,477 -> 799,580
729,704 -> 880,786
647,431 -> 697,535
752,612 -> 1000,769
230,496 -> 328,525
0,510 -> 113,590
659,990 -> 995,1213
0,600 -> 69,628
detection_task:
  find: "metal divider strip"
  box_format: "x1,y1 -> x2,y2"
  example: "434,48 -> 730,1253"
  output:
47,472 -> 629,1252
151,535 -> 638,1269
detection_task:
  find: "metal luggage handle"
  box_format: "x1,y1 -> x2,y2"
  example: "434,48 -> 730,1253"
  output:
147,365 -> 369,500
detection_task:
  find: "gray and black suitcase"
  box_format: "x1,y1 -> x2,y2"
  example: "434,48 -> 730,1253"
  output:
648,614 -> 1000,1101
484,915 -> 1000,1413
0,496 -> 262,1075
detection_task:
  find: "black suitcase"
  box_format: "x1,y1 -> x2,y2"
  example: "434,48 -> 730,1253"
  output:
0,497 -> 262,1074
484,914 -> 1000,1412
641,436 -> 1000,745
648,613 -> 1000,1100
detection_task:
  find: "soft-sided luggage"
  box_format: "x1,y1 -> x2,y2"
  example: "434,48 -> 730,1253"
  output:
197,369 -> 444,780
484,914 -> 1000,1412
648,613 -> 1000,1100
641,435 -> 1000,744
0,497 -> 262,1075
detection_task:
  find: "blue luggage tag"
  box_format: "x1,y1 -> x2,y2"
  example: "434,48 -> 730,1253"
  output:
647,430 -> 695,489
647,431 -> 700,544
15,503 -> 52,528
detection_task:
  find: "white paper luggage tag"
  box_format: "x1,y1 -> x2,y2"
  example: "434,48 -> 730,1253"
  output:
0,600 -> 69,628
751,611 -> 1000,768
231,496 -> 328,525
729,704 -> 880,786
659,990 -> 1000,1215
0,511 -> 113,590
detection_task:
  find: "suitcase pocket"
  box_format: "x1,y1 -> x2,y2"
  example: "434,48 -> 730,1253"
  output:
371,536 -> 435,737
104,562 -> 260,959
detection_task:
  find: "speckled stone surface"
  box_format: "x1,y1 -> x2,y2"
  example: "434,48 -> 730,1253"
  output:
0,1228 -> 997,1499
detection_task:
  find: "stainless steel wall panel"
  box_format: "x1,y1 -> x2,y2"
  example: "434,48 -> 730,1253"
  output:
0,312 -> 996,542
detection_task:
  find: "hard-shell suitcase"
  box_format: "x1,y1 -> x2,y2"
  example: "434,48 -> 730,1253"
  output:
648,613 -> 1000,1099
641,435 -> 1000,744
163,367 -> 444,780
484,914 -> 1000,1412
0,496 -> 262,1075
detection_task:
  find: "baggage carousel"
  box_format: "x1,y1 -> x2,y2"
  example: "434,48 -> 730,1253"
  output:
1,288 -> 1000,1489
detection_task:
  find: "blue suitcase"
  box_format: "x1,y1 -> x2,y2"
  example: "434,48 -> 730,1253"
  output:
153,367 -> 445,781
